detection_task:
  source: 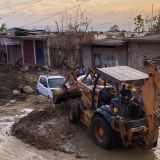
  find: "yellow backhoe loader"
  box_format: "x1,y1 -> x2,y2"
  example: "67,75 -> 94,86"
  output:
53,60 -> 160,149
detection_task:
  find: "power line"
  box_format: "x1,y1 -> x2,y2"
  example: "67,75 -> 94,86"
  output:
20,0 -> 91,27
0,0 -> 42,19
0,0 -> 39,9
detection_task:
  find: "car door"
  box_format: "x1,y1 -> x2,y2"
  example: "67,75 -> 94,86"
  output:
42,77 -> 49,97
47,79 -> 53,98
37,76 -> 45,94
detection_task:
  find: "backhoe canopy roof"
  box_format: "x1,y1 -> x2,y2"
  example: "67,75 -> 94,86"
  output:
97,66 -> 148,84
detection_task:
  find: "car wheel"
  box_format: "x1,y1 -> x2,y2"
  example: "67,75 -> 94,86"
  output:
92,115 -> 112,149
69,104 -> 80,123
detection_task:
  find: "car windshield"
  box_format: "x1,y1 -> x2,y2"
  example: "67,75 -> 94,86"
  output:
48,78 -> 65,88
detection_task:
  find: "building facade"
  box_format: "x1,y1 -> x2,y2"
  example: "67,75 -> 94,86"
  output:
82,39 -> 127,69
0,31 -> 50,66
126,35 -> 160,71
82,35 -> 160,72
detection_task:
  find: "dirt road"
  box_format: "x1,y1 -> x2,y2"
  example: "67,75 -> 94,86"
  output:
0,95 -> 160,160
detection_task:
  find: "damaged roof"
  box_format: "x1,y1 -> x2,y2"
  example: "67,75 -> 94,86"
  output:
126,34 -> 160,43
97,66 -> 148,83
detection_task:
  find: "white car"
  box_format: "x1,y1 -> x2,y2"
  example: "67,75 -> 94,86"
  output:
36,75 -> 65,98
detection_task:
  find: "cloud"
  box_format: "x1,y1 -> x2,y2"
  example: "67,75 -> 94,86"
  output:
0,0 -> 156,30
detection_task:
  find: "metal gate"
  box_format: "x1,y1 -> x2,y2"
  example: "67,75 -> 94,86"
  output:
50,48 -> 82,69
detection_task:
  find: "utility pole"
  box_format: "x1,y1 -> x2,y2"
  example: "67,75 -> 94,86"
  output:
151,3 -> 154,31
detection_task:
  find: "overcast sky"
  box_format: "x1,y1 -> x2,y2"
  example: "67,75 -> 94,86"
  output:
0,0 -> 159,31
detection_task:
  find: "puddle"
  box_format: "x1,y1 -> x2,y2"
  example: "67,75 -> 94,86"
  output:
72,130 -> 159,160
0,108 -> 77,160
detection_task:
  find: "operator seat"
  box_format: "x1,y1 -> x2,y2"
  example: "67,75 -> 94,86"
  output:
98,87 -> 114,106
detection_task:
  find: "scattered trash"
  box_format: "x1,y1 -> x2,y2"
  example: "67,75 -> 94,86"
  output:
4,100 -> 16,107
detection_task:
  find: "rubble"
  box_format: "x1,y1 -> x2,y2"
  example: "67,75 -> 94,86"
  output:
0,64 -> 70,105
12,90 -> 21,95
0,65 -> 33,105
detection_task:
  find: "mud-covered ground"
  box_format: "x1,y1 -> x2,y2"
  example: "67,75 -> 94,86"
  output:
0,64 -> 90,160
3,95 -> 160,160
0,64 -> 160,160
0,95 -> 90,160
9,95 -> 160,160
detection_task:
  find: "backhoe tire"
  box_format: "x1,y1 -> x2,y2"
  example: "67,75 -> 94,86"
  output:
69,104 -> 80,123
92,115 -> 112,149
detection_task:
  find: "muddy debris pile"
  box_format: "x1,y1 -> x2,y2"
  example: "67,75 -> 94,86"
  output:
0,64 -> 70,105
12,106 -> 85,153
0,65 -> 26,105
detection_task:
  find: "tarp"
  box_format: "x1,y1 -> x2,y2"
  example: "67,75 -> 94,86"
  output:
0,38 -> 21,45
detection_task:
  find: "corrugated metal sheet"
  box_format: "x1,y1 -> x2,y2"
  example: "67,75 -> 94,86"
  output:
97,66 -> 148,83
0,38 -> 20,45
147,60 -> 160,68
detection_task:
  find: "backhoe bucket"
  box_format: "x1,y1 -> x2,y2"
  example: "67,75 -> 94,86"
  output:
142,60 -> 160,148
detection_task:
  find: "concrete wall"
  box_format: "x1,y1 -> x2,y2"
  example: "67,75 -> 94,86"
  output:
82,45 -> 127,69
8,45 -> 22,64
82,42 -> 160,71
92,46 -> 127,67
128,42 -> 160,71
43,41 -> 49,66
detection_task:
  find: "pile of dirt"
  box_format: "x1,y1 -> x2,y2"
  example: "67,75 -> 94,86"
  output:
11,106 -> 85,152
0,65 -> 26,104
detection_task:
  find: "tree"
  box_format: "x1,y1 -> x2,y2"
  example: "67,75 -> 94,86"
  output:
134,15 -> 145,36
134,13 -> 160,34
50,8 -> 93,68
151,14 -> 160,34
55,7 -> 92,34
0,23 -> 7,32
110,24 -> 119,32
